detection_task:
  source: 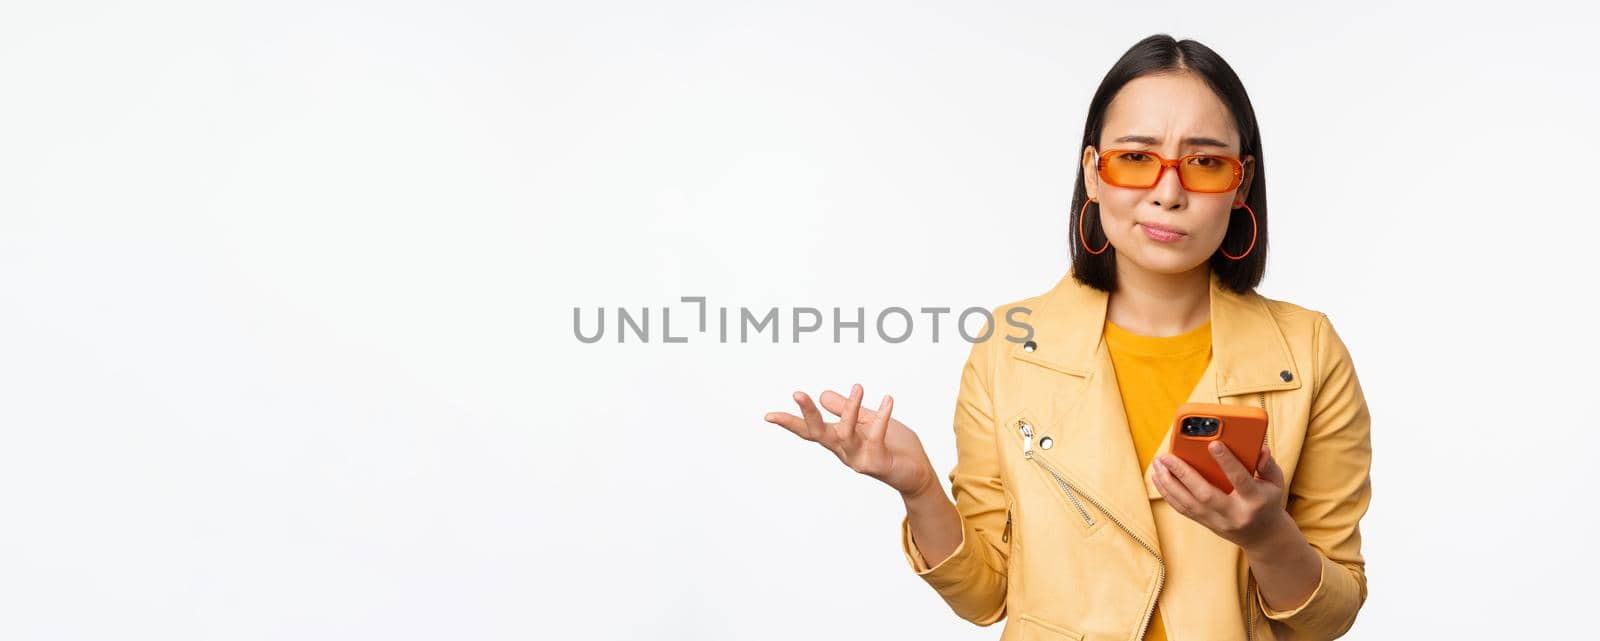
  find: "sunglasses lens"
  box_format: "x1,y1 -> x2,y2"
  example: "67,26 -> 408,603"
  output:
1178,156 -> 1238,192
1102,151 -> 1161,187
1101,151 -> 1239,193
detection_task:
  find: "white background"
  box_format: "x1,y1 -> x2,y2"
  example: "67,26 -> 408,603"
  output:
2,1 -> 1596,639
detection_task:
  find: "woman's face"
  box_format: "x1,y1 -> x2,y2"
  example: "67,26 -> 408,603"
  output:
1082,72 -> 1255,277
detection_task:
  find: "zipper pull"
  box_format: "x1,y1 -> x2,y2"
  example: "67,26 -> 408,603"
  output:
1002,510 -> 1013,543
1018,420 -> 1034,458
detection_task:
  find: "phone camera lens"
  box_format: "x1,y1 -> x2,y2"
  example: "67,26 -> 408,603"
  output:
1181,416 -> 1217,437
1179,416 -> 1220,437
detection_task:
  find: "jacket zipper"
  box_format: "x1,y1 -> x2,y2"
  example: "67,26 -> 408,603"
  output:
1247,574 -> 1259,641
1258,391 -> 1271,451
1018,419 -> 1166,641
1019,421 -> 1094,526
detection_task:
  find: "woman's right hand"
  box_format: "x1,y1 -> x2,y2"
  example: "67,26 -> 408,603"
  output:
763,384 -> 938,500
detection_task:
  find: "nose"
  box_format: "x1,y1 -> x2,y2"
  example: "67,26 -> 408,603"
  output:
1150,160 -> 1186,209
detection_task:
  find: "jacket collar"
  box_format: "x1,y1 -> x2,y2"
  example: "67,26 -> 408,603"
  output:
1011,268 -> 1301,397
1006,268 -> 1302,544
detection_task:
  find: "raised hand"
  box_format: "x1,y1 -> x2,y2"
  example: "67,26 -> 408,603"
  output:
763,384 -> 937,499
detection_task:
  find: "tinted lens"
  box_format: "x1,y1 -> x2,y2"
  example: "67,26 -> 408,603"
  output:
1101,151 -> 1161,187
1100,151 -> 1240,193
1178,155 -> 1239,192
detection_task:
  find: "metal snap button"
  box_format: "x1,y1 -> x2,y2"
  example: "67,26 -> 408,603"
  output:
1280,370 -> 1293,382
1039,436 -> 1053,450
1023,340 -> 1037,352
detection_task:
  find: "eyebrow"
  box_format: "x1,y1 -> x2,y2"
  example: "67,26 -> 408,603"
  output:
1112,134 -> 1232,149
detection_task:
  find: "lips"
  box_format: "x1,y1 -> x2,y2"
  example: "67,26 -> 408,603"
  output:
1138,222 -> 1187,243
1139,223 -> 1190,236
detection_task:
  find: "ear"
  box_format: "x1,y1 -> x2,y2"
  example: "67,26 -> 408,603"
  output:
1236,154 -> 1256,203
1082,146 -> 1100,200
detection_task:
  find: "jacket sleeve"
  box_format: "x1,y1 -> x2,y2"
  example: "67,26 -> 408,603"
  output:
1256,313 -> 1373,639
898,316 -> 1009,626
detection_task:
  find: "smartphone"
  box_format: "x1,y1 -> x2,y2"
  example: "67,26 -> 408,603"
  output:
1167,402 -> 1268,494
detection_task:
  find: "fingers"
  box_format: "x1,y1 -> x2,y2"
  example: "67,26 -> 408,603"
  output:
1152,458 -> 1201,515
820,388 -> 881,424
762,411 -> 808,439
1159,454 -> 1226,508
778,385 -> 894,459
1256,445 -> 1285,488
819,389 -> 847,414
862,394 -> 893,444
791,391 -> 832,446
1208,441 -> 1256,496
833,384 -> 864,445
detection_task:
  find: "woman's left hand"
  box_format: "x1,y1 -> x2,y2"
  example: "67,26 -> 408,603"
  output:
1151,443 -> 1294,551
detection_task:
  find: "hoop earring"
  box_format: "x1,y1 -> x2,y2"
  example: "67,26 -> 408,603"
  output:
1078,199 -> 1110,255
1220,201 -> 1257,260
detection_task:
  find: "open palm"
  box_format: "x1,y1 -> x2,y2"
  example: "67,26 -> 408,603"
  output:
763,384 -> 936,498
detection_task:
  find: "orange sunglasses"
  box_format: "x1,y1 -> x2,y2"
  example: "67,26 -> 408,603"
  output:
1096,149 -> 1244,193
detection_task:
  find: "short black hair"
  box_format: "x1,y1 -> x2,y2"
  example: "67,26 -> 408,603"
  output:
1070,34 -> 1267,294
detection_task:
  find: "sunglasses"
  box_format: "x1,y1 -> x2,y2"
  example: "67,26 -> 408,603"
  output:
1096,149 -> 1244,193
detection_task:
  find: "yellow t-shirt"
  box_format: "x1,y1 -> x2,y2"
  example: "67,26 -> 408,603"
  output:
1103,317 -> 1213,641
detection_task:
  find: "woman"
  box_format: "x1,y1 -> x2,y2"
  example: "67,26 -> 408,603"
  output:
763,34 -> 1371,641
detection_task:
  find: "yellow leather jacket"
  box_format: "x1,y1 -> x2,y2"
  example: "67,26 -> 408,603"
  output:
900,270 -> 1372,641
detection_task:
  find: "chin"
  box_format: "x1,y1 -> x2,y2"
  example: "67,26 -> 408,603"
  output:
1124,250 -> 1209,275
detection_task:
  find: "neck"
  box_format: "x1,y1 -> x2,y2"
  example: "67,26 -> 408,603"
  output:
1105,259 -> 1212,337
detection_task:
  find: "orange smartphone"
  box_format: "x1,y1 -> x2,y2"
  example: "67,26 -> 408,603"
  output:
1167,402 -> 1268,494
